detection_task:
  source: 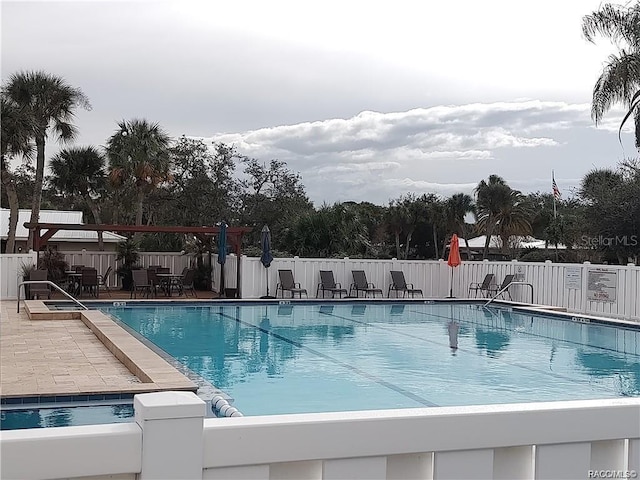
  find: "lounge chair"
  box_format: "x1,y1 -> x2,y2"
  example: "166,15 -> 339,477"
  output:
29,269 -> 50,300
349,270 -> 383,298
388,271 -> 423,298
276,270 -> 308,298
468,273 -> 495,298
487,274 -> 515,300
316,270 -> 348,298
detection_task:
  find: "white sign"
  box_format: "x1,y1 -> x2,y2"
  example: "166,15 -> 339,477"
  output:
565,267 -> 582,290
587,268 -> 617,302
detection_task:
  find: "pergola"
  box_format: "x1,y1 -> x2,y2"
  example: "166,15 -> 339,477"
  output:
24,222 -> 254,298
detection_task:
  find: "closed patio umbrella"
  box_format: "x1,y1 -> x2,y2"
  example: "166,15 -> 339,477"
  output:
260,225 -> 275,299
218,222 -> 227,297
447,233 -> 462,298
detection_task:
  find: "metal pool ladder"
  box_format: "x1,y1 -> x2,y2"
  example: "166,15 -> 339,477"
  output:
484,281 -> 534,307
17,280 -> 88,313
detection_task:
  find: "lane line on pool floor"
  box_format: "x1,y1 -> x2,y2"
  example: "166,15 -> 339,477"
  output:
320,309 -> 618,395
217,311 -> 439,408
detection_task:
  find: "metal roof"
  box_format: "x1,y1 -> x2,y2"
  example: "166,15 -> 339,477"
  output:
0,209 -> 127,243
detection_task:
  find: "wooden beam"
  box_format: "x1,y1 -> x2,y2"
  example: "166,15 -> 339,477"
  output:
24,223 -> 253,235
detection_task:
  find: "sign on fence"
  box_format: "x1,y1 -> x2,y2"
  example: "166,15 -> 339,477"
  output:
587,268 -> 617,302
565,266 -> 582,290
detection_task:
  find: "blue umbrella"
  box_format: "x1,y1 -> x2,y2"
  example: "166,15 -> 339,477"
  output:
218,222 -> 227,296
260,225 -> 273,268
260,225 -> 275,298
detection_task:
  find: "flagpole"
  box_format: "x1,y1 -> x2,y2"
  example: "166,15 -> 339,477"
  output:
552,170 -> 557,219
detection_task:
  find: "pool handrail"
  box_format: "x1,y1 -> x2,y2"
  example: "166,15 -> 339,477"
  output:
17,280 -> 88,313
484,281 -> 534,307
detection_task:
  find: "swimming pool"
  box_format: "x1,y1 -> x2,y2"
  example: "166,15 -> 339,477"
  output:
99,301 -> 640,416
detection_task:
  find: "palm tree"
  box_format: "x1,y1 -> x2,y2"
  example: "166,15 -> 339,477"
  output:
105,119 -> 172,226
423,195 -> 445,259
475,175 -> 512,259
385,201 -> 406,259
1,71 -> 90,250
579,168 -> 625,204
583,3 -> 640,148
445,193 -> 475,259
492,190 -> 533,256
1,97 -> 35,253
49,146 -> 107,250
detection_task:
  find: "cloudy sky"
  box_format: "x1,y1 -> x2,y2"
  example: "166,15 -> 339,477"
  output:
2,0 -> 635,206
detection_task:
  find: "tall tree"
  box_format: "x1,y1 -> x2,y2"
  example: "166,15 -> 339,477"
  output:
105,119 -> 172,226
583,2 -> 640,148
384,200 -> 406,259
424,195 -> 445,259
239,158 -> 313,247
166,139 -> 240,226
475,175 -> 512,259
492,190 -> 532,256
48,146 -> 107,250
445,193 -> 475,259
0,97 -> 34,252
578,166 -> 640,263
1,71 -> 90,250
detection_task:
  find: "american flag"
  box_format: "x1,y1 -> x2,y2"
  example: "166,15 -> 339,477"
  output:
552,174 -> 561,200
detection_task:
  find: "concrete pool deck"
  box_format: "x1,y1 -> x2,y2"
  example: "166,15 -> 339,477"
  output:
0,300 -> 197,399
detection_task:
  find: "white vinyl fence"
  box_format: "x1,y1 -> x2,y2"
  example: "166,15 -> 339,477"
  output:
240,257 -> 639,321
2,391 -> 639,480
2,252 -> 638,321
0,251 -> 37,299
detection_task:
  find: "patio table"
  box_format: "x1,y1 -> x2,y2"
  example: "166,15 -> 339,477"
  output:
156,273 -> 184,297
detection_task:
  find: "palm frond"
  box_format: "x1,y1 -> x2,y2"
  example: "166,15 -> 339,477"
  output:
592,52 -> 640,122
618,89 -> 640,144
582,3 -> 640,47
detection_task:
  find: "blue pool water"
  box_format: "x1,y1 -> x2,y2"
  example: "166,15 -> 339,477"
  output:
1,403 -> 134,430
3,301 -> 639,429
104,302 -> 640,416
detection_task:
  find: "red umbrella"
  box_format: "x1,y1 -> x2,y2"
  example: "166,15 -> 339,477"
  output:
447,233 -> 462,298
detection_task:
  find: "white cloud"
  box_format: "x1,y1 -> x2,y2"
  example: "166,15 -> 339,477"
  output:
200,100 -> 615,205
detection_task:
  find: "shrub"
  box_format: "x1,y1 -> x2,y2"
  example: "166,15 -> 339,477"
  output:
38,249 -> 68,283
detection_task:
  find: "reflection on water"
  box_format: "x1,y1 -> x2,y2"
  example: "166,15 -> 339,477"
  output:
577,350 -> 640,396
105,303 -> 640,415
1,404 -> 134,430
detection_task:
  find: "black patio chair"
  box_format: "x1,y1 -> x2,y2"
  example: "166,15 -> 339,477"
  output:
316,270 -> 348,298
131,269 -> 153,299
388,271 -> 423,298
276,270 -> 308,298
29,269 -> 51,300
349,270 -> 383,298
468,273 -> 495,298
179,268 -> 197,298
97,266 -> 113,297
80,267 -> 99,298
487,274 -> 515,300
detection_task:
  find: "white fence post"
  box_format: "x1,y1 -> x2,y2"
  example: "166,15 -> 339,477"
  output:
135,391 -> 206,480
581,262 -> 590,316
